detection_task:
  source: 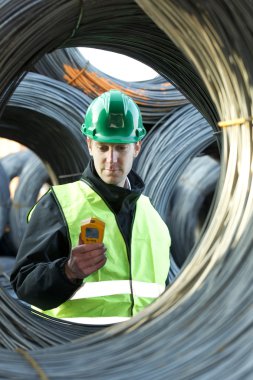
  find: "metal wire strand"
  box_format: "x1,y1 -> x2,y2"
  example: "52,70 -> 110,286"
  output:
0,1 -> 253,379
34,47 -> 190,126
1,72 -> 91,184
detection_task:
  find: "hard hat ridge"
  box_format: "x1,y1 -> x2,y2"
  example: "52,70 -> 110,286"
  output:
81,89 -> 146,143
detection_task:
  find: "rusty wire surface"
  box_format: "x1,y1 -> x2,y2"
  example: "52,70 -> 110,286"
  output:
0,0 -> 218,126
34,47 -> 189,126
0,0 -> 253,379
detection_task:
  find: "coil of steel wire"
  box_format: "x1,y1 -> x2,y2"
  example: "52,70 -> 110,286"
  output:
0,0 -> 218,127
0,151 -> 32,255
0,163 -> 10,239
1,151 -> 31,182
0,285 -> 105,351
1,72 -> 90,184
134,103 -> 216,269
135,104 -> 215,219
168,155 -> 220,267
34,47 -> 190,127
0,1 -> 253,379
9,153 -> 50,250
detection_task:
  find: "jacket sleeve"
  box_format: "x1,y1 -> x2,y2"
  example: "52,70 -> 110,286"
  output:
10,191 -> 82,310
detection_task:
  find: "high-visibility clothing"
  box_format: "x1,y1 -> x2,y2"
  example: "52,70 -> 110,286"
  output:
42,180 -> 170,324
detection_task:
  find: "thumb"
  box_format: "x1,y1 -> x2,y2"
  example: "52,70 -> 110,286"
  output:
78,232 -> 84,245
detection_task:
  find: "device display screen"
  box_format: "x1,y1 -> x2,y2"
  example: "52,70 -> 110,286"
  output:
86,228 -> 99,239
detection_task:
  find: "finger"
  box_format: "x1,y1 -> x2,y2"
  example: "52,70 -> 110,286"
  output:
79,248 -> 107,260
83,243 -> 105,252
67,252 -> 107,279
78,232 -> 84,245
73,244 -> 106,255
83,257 -> 107,276
79,252 -> 107,268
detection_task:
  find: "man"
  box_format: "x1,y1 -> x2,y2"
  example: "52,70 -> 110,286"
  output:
11,89 -> 171,325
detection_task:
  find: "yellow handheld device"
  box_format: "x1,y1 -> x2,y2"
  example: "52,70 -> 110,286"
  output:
80,217 -> 105,244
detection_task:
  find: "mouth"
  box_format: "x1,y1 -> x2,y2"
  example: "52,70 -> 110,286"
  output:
103,168 -> 121,176
104,167 -> 120,172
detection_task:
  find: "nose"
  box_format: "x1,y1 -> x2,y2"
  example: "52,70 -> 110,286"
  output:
106,147 -> 118,163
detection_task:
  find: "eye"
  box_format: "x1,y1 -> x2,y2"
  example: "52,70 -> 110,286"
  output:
117,145 -> 128,151
98,145 -> 109,152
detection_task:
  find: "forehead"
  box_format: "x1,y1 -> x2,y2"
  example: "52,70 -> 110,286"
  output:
91,141 -> 131,148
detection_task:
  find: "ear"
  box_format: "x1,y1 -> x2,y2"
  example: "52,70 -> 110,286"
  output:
86,138 -> 93,155
134,141 -> 142,158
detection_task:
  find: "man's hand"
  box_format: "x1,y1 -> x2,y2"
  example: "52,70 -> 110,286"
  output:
65,234 -> 107,282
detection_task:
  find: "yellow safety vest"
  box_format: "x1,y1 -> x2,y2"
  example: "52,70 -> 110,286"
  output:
42,180 -> 171,324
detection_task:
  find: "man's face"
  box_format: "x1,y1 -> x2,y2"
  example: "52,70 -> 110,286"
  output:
87,138 -> 142,187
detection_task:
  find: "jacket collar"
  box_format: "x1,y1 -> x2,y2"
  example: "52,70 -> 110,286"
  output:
81,159 -> 144,213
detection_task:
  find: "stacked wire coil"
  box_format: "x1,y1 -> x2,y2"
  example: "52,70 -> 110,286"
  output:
0,0 -> 252,379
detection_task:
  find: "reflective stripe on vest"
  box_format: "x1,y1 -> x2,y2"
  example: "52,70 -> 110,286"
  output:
42,180 -> 170,322
70,280 -> 165,299
63,316 -> 130,325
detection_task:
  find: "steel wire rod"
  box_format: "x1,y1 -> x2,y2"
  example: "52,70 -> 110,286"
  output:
134,104 -> 216,269
135,0 -> 253,304
0,0 -> 81,112
34,47 -> 189,126
168,155 -> 220,267
0,286 -> 105,351
0,151 -> 40,255
0,0 -> 218,127
0,1 -> 253,379
8,153 -> 49,249
135,104 -> 215,220
0,259 -> 106,351
1,151 -> 32,181
0,162 -> 10,239
0,257 -> 20,301
1,218 -> 253,378
0,72 -> 90,184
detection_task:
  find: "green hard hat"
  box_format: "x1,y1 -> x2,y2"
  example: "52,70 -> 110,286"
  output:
81,89 -> 146,143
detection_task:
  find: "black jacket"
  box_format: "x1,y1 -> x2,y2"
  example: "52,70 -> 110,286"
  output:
10,160 -> 144,309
